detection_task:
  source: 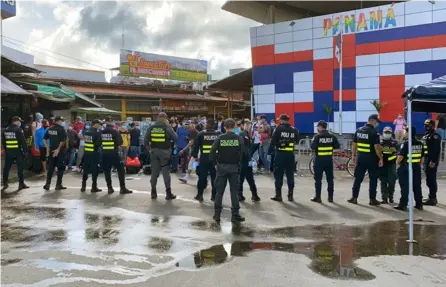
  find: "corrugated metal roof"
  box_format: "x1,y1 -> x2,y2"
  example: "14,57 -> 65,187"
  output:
67,85 -> 234,102
1,75 -> 32,95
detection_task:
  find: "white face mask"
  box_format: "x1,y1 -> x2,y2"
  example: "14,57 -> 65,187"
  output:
383,133 -> 392,139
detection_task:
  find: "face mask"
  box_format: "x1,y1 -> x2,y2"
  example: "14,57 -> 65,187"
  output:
103,124 -> 107,127
270,122 -> 276,127
61,122 -> 66,128
383,133 -> 392,139
374,122 -> 379,129
17,122 -> 21,128
68,126 -> 73,130
425,126 -> 432,133
85,125 -> 91,129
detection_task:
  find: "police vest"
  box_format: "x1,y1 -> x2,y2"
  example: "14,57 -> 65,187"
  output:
316,135 -> 334,156
3,127 -> 19,150
381,140 -> 397,163
421,135 -> 429,156
47,126 -> 64,149
101,132 -> 115,151
355,128 -> 373,154
201,131 -> 219,154
277,130 -> 295,152
217,136 -> 241,164
84,131 -> 98,153
150,125 -> 170,149
406,142 -> 423,163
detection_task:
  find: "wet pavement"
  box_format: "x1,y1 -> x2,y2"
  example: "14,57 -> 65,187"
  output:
1,172 -> 446,286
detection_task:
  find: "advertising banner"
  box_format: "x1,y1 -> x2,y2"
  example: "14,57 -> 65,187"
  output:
1,0 -> 16,19
120,49 -> 208,82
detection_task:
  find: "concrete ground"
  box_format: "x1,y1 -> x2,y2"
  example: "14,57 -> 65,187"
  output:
1,170 -> 446,286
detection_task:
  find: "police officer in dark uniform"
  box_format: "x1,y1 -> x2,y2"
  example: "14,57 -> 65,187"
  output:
310,120 -> 340,203
210,118 -> 245,223
2,116 -> 29,192
191,118 -> 219,202
348,114 -> 382,206
238,119 -> 260,202
422,119 -> 441,206
81,119 -> 103,193
101,116 -> 132,194
43,116 -> 68,191
145,112 -> 178,200
268,114 -> 299,202
394,126 -> 424,211
379,126 -> 398,204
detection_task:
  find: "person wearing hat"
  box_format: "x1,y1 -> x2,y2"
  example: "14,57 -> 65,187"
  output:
379,126 -> 398,204
101,116 -> 132,194
310,120 -> 340,203
81,119 -> 103,193
348,114 -> 383,206
43,116 -> 68,191
2,116 -> 29,192
268,114 -> 299,202
422,119 -> 441,206
209,118 -> 245,223
394,126 -> 424,211
145,112 -> 178,200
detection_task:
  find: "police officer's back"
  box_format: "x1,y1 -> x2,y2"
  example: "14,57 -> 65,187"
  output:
394,126 -> 424,211
348,114 -> 383,206
310,120 -> 340,203
209,118 -> 245,223
268,114 -> 299,202
191,118 -> 219,202
81,119 -> 103,193
101,116 -> 132,194
145,112 -> 178,200
422,119 -> 441,206
2,116 -> 29,192
43,116 -> 67,191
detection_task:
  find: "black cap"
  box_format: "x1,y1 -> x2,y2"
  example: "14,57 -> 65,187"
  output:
105,116 -> 113,122
12,116 -> 22,122
54,116 -> 65,122
424,119 -> 434,126
368,114 -> 381,123
91,119 -> 103,125
279,114 -> 290,121
317,120 -> 327,129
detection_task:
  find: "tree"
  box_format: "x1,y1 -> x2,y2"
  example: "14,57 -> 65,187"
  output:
322,104 -> 333,129
370,100 -> 387,114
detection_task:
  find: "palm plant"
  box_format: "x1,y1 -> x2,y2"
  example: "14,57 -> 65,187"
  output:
322,104 -> 333,130
370,100 -> 387,114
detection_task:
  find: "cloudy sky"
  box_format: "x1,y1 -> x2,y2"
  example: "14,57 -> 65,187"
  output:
2,0 -> 258,80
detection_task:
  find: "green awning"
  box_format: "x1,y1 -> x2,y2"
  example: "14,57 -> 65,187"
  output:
34,83 -> 76,98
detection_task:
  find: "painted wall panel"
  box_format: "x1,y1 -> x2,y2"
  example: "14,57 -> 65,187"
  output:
294,81 -> 314,93
293,71 -> 313,83
405,73 -> 432,87
293,29 -> 313,41
256,103 -> 275,113
257,35 -> 275,46
432,47 -> 446,60
293,40 -> 313,52
256,25 -> 274,37
313,37 -> 333,49
356,77 -> 379,89
250,27 -> 257,38
275,32 -> 293,44
250,37 -> 257,48
274,22 -> 293,34
356,65 -> 379,78
334,111 -> 356,122
294,92 -> 314,102
356,88 -> 379,100
313,48 -> 333,60
433,9 -> 446,23
275,93 -> 294,103
405,49 -> 432,63
405,1 -> 432,14
293,17 -> 313,30
356,54 -> 380,66
275,42 -> 293,54
379,63 -> 405,76
256,93 -> 275,104
380,52 -> 405,65
256,84 -> 275,94
405,11 -> 433,27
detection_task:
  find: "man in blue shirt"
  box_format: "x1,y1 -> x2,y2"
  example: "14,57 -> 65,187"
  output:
129,122 -> 141,158
34,119 -> 49,174
172,121 -> 191,173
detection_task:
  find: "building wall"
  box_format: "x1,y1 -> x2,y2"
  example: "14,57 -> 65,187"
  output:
251,2 -> 446,133
35,65 -> 106,82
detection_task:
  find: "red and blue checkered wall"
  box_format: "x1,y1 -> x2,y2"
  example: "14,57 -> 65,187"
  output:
251,2 -> 446,133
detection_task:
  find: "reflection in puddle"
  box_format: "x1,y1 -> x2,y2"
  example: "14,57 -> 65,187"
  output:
148,237 -> 173,252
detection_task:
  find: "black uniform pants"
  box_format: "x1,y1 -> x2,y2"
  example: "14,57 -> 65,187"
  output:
314,156 -> 334,199
102,152 -> 125,188
397,164 -> 423,207
273,151 -> 295,193
3,153 -> 25,184
379,163 -> 397,200
197,156 -> 216,197
82,152 -> 100,185
46,150 -> 66,185
424,160 -> 438,200
214,163 -> 241,216
239,160 -> 257,197
352,156 -> 378,199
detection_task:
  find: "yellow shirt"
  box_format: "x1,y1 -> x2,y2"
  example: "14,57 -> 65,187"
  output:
120,130 -> 130,147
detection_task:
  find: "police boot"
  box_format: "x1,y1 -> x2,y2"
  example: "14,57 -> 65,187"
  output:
423,198 -> 437,206
238,193 -> 246,202
369,199 -> 381,206
347,197 -> 358,204
213,213 -> 221,224
18,183 -> 29,191
328,195 -> 334,203
381,198 -> 388,204
1,183 -> 9,192
91,184 -> 102,193
120,186 -> 133,194
415,204 -> 424,211
151,188 -> 157,199
231,214 -> 246,223
287,190 -> 294,202
394,205 -> 407,211
43,184 -> 50,190
389,196 -> 394,204
81,182 -> 86,192
55,184 -> 67,191
271,190 -> 283,202
194,194 -> 204,202
311,197 -> 322,203
107,186 -> 115,194
165,188 -> 176,200
251,191 -> 261,202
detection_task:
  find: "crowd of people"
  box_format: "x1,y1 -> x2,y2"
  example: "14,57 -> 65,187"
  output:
1,111 -> 443,223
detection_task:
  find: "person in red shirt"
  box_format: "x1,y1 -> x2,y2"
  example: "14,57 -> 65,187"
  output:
73,116 -> 85,133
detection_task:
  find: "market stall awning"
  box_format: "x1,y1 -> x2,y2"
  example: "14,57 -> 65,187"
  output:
403,75 -> 446,113
1,56 -> 41,74
208,68 -> 252,91
72,107 -> 121,115
1,75 -> 31,95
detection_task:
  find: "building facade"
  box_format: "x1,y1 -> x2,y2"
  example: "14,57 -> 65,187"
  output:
251,2 -> 446,133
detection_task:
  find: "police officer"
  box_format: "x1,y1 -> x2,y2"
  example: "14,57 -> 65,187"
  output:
348,114 -> 382,206
191,118 -> 219,202
101,116 -> 132,194
145,112 -> 178,200
238,119 -> 260,202
2,116 -> 29,192
310,120 -> 340,203
422,119 -> 441,206
268,114 -> 299,202
379,126 -> 398,204
210,118 -> 245,223
81,119 -> 102,193
394,126 -> 424,211
43,116 -> 68,191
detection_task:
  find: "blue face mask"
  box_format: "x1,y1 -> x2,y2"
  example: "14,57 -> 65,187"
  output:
85,125 -> 91,129
61,121 -> 66,128
17,122 -> 21,128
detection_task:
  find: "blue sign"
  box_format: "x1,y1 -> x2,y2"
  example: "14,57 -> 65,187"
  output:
1,0 -> 16,19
